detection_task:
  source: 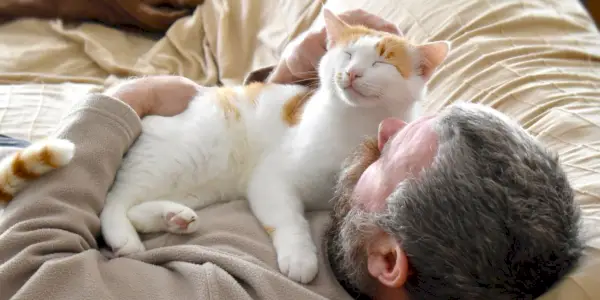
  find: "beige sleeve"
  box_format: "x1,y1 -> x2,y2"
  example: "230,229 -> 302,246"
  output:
0,95 -> 220,300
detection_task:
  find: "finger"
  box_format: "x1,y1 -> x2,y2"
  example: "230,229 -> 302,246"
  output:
338,9 -> 402,36
267,63 -> 299,84
143,0 -> 204,7
139,3 -> 191,19
143,0 -> 167,5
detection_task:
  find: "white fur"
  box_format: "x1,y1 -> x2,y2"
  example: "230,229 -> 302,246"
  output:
100,35 -> 427,283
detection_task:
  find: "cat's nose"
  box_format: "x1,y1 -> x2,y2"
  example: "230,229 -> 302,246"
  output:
346,70 -> 363,83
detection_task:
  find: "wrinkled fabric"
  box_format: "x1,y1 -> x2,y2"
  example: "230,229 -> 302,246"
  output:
0,0 -> 599,299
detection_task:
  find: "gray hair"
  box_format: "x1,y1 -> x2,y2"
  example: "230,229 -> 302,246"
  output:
372,103 -> 583,299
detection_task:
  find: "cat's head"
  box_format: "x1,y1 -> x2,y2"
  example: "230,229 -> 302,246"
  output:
318,9 -> 450,108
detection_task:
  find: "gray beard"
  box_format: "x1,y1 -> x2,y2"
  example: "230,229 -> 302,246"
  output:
324,137 -> 381,297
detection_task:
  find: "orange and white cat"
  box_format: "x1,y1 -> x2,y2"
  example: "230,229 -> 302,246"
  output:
0,10 -> 450,284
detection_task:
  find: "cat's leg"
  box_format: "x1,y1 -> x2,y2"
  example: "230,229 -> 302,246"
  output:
100,182 -> 147,257
100,155 -> 175,256
247,158 -> 319,284
127,200 -> 199,234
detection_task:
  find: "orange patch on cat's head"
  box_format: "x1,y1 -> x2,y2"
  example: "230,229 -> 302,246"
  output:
331,25 -> 415,78
323,9 -> 451,80
375,36 -> 415,78
329,24 -> 385,48
323,9 -> 416,79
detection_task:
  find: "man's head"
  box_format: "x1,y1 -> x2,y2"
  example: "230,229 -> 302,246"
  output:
326,102 -> 582,300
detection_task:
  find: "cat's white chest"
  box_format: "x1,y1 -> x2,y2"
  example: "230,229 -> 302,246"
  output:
284,110 -> 381,210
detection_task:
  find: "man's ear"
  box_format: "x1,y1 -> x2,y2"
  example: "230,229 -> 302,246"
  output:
367,233 -> 409,288
323,8 -> 349,48
417,41 -> 451,81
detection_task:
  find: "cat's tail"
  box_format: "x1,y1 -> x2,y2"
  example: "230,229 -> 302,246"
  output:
0,138 -> 75,207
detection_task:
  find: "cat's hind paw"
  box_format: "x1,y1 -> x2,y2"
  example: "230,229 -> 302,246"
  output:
104,227 -> 146,256
113,236 -> 146,257
164,207 -> 199,234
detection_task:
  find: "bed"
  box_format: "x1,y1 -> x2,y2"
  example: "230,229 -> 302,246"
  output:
1,0 -> 599,298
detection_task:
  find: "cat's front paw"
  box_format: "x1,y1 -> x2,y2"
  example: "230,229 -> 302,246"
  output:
275,237 -> 319,284
164,207 -> 199,234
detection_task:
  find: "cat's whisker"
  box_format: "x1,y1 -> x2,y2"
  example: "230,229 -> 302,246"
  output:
358,82 -> 381,89
362,88 -> 384,96
357,83 -> 384,95
362,86 -> 384,95
290,70 -> 319,76
284,77 -> 320,85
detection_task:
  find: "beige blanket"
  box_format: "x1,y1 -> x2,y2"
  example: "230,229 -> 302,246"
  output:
1,0 -> 600,298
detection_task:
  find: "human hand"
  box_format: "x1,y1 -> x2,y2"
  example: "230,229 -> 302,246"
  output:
104,75 -> 200,118
268,9 -> 402,84
3,0 -> 204,32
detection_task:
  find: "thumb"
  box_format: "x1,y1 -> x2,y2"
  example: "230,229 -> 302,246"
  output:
267,61 -> 298,84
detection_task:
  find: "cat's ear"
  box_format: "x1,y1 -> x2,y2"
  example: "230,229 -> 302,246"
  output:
323,9 -> 349,48
417,41 -> 451,81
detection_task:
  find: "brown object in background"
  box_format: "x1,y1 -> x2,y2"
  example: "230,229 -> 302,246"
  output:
588,0 -> 600,28
0,0 -> 205,32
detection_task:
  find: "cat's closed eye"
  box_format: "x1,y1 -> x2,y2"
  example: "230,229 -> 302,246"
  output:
343,51 -> 352,59
372,61 -> 389,67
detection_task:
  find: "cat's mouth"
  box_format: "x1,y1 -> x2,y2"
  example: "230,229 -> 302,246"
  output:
343,85 -> 368,98
335,76 -> 380,106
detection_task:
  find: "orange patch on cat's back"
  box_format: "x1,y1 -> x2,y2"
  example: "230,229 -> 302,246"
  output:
376,37 -> 414,78
215,87 -> 241,120
244,82 -> 265,106
282,89 -> 313,126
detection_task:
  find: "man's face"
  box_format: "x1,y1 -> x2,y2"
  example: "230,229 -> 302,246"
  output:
327,103 -> 582,299
326,114 -> 439,294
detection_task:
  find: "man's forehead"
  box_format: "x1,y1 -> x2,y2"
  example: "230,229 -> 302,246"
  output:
383,116 -> 439,162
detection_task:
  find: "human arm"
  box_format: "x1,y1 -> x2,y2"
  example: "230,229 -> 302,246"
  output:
0,76 -> 218,300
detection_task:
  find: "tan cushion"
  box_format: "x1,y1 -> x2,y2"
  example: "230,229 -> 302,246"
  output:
321,0 -> 600,298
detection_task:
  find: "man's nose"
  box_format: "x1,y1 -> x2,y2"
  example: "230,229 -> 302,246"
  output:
346,69 -> 363,83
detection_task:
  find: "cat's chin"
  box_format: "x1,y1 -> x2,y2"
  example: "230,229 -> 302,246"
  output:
338,89 -> 380,108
